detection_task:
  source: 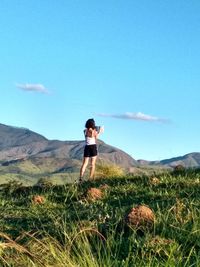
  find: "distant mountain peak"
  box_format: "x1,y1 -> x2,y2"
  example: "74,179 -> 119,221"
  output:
0,123 -> 137,168
152,152 -> 200,168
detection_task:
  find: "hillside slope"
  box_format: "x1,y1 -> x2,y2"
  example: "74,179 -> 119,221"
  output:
0,123 -> 138,170
157,152 -> 200,168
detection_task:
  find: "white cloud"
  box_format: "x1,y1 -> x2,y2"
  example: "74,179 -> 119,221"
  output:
97,112 -> 169,122
16,83 -> 49,94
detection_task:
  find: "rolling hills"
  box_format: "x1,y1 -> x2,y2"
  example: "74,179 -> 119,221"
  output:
0,123 -> 200,185
0,123 -> 138,184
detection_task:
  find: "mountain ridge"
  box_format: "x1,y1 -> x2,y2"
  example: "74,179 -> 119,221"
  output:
0,123 -> 138,169
0,123 -> 200,170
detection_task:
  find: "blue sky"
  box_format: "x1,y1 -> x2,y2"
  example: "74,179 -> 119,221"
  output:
0,0 -> 200,161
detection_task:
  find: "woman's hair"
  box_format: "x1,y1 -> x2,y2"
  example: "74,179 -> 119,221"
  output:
85,118 -> 96,129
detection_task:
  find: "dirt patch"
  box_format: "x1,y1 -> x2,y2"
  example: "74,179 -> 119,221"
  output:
87,188 -> 103,201
32,195 -> 45,204
126,205 -> 155,230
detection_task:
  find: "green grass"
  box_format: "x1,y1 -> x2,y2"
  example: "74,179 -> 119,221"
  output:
0,158 -> 81,186
0,169 -> 200,266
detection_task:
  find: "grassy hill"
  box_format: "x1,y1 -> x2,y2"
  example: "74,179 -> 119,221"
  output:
0,157 -> 81,186
0,169 -> 200,266
0,157 -> 171,186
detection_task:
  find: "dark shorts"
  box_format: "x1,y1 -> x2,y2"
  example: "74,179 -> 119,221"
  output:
84,144 -> 97,157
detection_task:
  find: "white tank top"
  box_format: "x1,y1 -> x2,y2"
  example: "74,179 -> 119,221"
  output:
84,129 -> 96,145
85,136 -> 96,145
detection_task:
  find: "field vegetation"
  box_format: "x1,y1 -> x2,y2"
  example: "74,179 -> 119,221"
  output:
0,166 -> 200,266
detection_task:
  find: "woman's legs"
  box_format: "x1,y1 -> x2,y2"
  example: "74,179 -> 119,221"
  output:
89,156 -> 97,180
80,157 -> 89,179
79,155 -> 97,181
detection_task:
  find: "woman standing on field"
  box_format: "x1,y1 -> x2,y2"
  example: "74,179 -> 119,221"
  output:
79,118 -> 103,183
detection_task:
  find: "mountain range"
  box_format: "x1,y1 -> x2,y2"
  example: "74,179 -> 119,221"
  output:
0,123 -> 200,177
0,123 -> 137,172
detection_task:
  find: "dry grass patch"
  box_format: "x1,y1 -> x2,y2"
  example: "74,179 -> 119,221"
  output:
95,162 -> 125,178
150,177 -> 160,185
145,236 -> 178,257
